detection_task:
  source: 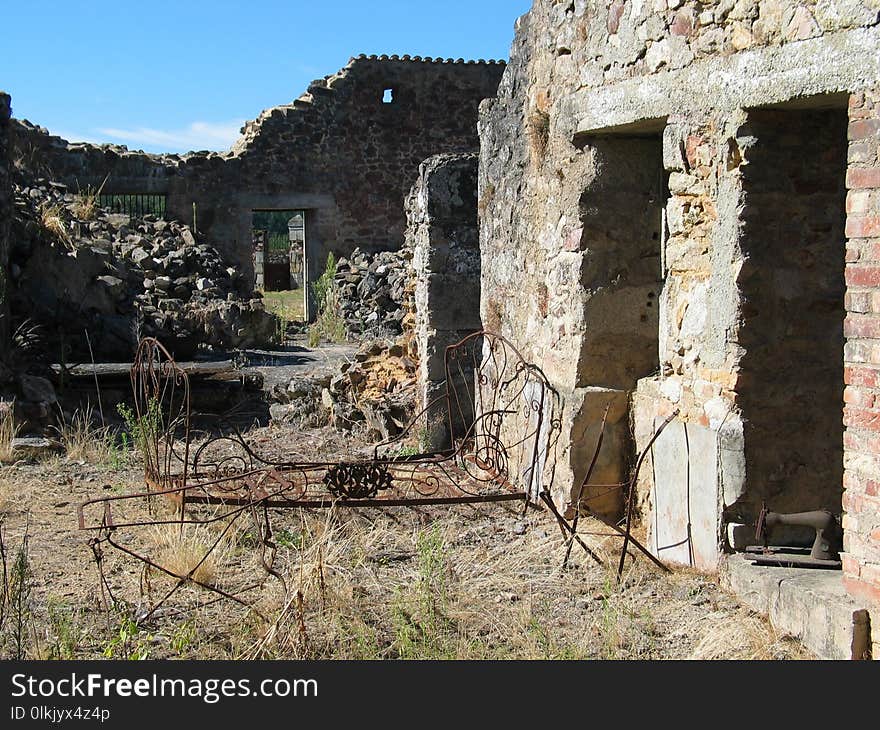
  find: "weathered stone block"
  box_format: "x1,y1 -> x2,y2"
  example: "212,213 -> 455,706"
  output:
553,386 -> 630,520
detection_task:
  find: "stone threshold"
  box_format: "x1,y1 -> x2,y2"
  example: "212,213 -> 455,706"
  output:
721,553 -> 873,660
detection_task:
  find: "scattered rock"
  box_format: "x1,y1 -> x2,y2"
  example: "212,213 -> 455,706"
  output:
333,247 -> 415,339
8,179 -> 278,360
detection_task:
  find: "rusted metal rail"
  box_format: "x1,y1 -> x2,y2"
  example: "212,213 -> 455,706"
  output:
77,333 -> 569,619
77,332 -> 675,619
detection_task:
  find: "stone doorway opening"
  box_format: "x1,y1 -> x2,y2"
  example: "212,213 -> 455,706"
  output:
573,132 -> 666,517
252,209 -> 307,320
733,103 -> 849,544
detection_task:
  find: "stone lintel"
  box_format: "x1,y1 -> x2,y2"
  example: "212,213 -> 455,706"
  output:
566,27 -> 880,140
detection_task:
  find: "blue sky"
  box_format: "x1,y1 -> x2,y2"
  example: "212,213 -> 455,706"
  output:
2,0 -> 531,154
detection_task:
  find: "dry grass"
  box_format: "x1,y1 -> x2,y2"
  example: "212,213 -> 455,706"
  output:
39,202 -> 71,247
71,176 -> 108,221
150,523 -> 230,588
0,418 -> 815,661
0,406 -> 20,464
687,612 -> 811,660
232,507 -> 813,661
0,468 -> 39,516
58,407 -> 111,464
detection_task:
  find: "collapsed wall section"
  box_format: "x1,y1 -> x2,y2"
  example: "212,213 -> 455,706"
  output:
11,119 -> 173,194
199,57 -> 503,285
11,57 -> 504,287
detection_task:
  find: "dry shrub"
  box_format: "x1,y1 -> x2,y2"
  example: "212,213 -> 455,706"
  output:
39,202 -> 71,247
0,406 -> 20,464
0,469 -> 12,514
71,176 -> 108,221
150,523 -> 229,587
71,195 -> 97,221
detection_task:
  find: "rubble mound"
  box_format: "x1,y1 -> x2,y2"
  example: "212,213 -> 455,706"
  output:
8,179 -> 277,360
270,338 -> 419,442
333,247 -> 414,340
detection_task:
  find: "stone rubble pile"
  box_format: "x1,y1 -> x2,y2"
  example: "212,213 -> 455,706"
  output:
333,247 -> 414,339
269,338 -> 419,442
8,179 -> 277,360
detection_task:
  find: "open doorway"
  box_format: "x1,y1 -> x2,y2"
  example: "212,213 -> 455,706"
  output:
252,209 -> 307,323
577,134 -> 665,389
574,132 -> 666,517
735,104 -> 848,536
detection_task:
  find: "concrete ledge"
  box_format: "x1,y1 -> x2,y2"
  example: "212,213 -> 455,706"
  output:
721,554 -> 873,660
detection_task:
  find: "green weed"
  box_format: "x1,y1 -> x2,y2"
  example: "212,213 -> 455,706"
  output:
307,254 -> 347,346
391,527 -> 457,659
45,599 -> 84,660
102,614 -> 152,660
275,528 -> 307,550
170,620 -> 197,656
0,525 -> 32,659
117,399 -> 161,465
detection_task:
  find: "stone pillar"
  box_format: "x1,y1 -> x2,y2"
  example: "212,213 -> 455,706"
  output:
0,92 -> 11,350
842,89 -> 880,622
631,112 -> 741,569
407,153 -> 481,446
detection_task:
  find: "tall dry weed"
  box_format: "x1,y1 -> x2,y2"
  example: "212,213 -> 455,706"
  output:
58,407 -> 111,464
0,407 -> 19,464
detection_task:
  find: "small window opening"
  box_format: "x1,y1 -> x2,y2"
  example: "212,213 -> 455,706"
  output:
382,88 -> 395,104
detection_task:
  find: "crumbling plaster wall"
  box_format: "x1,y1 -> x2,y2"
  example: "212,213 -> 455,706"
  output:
13,56 -> 504,285
407,153 -> 481,439
0,92 -> 10,349
479,0 -> 880,580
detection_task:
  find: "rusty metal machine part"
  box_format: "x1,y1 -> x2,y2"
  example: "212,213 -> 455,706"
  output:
750,503 -> 843,568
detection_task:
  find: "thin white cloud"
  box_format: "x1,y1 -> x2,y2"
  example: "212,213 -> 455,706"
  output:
94,120 -> 246,153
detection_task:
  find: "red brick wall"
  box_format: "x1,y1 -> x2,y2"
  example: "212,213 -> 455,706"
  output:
843,89 -> 880,605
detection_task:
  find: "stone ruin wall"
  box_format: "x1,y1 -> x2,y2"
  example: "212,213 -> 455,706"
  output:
0,92 -> 10,348
406,153 -> 481,440
479,0 -> 880,605
12,56 -> 504,286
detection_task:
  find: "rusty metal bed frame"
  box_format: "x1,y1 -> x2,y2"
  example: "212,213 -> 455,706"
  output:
77,331 -> 673,619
